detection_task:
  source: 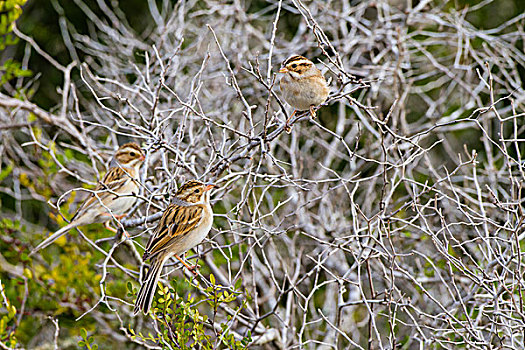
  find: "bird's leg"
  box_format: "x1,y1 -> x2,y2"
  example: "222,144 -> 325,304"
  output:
309,105 -> 317,119
174,254 -> 199,276
104,220 -> 117,233
285,110 -> 296,133
102,214 -> 130,238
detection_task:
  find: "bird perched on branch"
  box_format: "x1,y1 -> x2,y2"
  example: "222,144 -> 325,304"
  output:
278,54 -> 329,132
134,180 -> 215,315
29,143 -> 145,255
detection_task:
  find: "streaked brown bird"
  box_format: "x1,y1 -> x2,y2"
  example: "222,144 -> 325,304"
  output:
30,143 -> 145,255
134,180 -> 215,315
278,54 -> 329,131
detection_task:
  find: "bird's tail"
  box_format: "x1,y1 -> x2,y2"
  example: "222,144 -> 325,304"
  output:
29,221 -> 79,256
134,256 -> 167,315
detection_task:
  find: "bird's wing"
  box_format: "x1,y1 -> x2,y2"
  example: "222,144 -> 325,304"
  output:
72,167 -> 134,220
143,203 -> 203,260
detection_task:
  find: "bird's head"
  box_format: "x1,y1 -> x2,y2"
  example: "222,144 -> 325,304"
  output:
114,143 -> 145,169
278,55 -> 316,79
175,180 -> 216,203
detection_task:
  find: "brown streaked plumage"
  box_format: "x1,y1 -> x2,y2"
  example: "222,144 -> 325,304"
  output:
283,54 -> 306,66
30,143 -> 145,255
134,180 -> 215,315
278,54 -> 329,131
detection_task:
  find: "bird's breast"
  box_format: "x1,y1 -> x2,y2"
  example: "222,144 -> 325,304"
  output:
280,74 -> 328,111
180,203 -> 213,253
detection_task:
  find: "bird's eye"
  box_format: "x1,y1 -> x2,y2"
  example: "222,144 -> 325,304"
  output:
130,152 -> 136,157
194,189 -> 200,194
291,64 -> 297,68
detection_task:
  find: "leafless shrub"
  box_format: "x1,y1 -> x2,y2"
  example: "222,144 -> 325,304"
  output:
1,0 -> 524,348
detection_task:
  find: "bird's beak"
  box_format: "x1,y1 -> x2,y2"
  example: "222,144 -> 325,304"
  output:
204,183 -> 216,192
278,67 -> 288,73
139,154 -> 146,161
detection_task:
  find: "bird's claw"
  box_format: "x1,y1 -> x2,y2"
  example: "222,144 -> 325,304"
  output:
187,264 -> 200,276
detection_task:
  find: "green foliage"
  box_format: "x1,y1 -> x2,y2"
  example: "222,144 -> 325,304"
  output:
0,0 -> 26,36
0,281 -> 18,348
129,277 -> 252,349
0,0 -> 31,84
78,328 -> 98,350
0,162 -> 13,183
0,59 -> 32,84
0,216 -> 114,347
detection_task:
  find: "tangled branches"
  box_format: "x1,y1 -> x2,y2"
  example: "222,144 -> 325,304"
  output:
0,0 -> 524,348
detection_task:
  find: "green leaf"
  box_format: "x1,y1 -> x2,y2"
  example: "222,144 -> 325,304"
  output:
234,278 -> 242,290
0,162 -> 13,182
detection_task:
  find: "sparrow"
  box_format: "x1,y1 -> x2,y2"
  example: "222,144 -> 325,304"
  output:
133,180 -> 215,315
30,142 -> 145,255
278,54 -> 329,131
